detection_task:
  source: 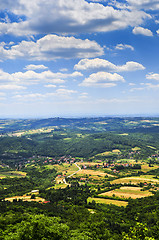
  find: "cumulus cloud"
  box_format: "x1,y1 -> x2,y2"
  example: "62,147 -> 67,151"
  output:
115,44 -> 134,51
0,84 -> 26,90
146,73 -> 159,80
0,68 -> 82,86
78,92 -> 89,99
0,35 -> 104,61
118,61 -> 145,71
74,58 -> 145,72
130,82 -> 159,92
80,71 -> 125,87
130,87 -> 145,92
24,64 -> 48,70
126,0 -> 159,11
13,88 -> 77,101
44,84 -> 56,88
132,26 -> 153,36
0,0 -> 150,36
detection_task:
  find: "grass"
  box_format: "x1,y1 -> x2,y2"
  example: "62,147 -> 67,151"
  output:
96,151 -> 111,156
5,194 -> 45,202
87,197 -> 128,207
111,175 -> 159,185
147,146 -> 156,149
0,171 -> 26,179
112,149 -> 121,153
132,147 -> 141,151
75,169 -> 106,177
96,149 -> 120,156
141,164 -> 159,172
54,183 -> 67,189
99,186 -> 153,199
48,163 -> 79,177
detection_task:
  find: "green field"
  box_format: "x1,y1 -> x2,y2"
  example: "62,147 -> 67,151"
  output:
87,197 -> 128,207
99,186 -> 153,199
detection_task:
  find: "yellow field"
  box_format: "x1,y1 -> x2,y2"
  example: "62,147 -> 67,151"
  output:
5,194 -> 45,202
141,164 -> 159,172
96,151 -> 111,156
132,147 -> 141,151
63,138 -> 72,140
0,175 -> 6,179
10,127 -> 55,137
119,133 -> 128,136
96,149 -> 120,157
0,171 -> 26,179
75,169 -> 106,177
87,197 -> 128,207
48,163 -> 79,177
99,186 -> 153,199
112,149 -> 121,153
147,146 -> 156,149
53,183 -> 67,189
111,175 -> 159,185
78,162 -> 103,166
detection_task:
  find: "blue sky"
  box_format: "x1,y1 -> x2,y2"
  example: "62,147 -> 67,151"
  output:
0,0 -> 159,117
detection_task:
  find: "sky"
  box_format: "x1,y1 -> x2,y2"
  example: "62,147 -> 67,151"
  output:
0,0 -> 159,118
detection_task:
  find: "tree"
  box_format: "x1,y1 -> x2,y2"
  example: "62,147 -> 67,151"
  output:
122,222 -> 155,240
4,215 -> 69,240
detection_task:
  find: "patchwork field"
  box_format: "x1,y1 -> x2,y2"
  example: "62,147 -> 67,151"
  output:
9,127 -> 55,137
99,186 -> 153,199
0,171 -> 26,179
111,175 -> 159,185
48,163 -> 79,177
96,149 -> 120,156
141,164 -> 159,172
87,197 -> 128,207
5,194 -> 45,203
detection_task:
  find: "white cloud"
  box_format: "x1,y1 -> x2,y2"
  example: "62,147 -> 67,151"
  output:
115,44 -> 134,51
145,83 -> 159,89
146,73 -> 159,80
0,0 -> 150,36
129,83 -> 136,86
75,58 -> 116,71
13,88 -> 77,101
52,88 -> 77,97
0,85 -> 26,90
80,71 -> 125,87
44,84 -> 56,88
60,68 -> 68,72
74,58 -> 145,72
132,26 -> 153,36
0,68 -> 82,87
97,97 -> 140,103
130,82 -> 159,92
78,92 -> 89,99
13,93 -> 45,100
0,92 -> 6,96
118,61 -> 145,71
130,87 -> 145,92
0,35 -> 104,60
126,0 -> 159,11
24,64 -> 48,70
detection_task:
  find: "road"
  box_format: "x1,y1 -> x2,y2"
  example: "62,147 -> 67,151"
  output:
63,162 -> 81,185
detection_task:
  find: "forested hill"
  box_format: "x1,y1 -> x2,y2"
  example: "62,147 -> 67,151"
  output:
1,117 -> 159,134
